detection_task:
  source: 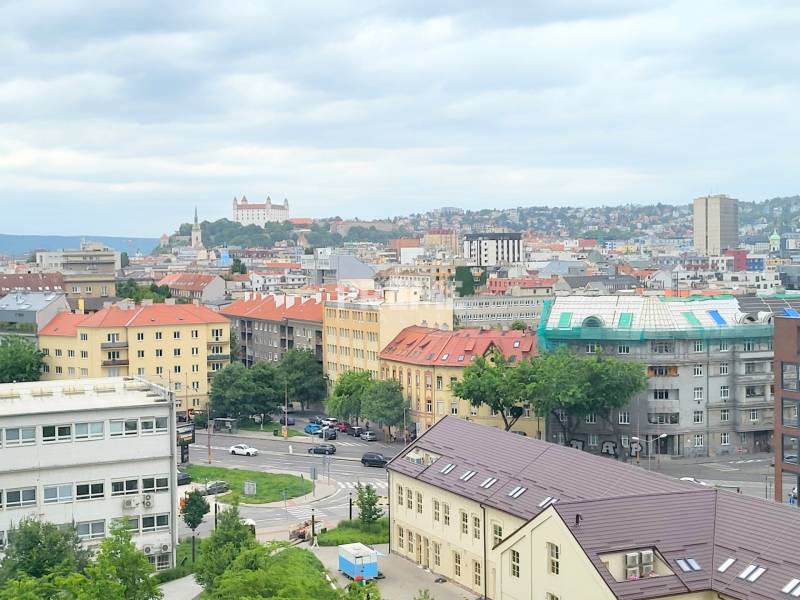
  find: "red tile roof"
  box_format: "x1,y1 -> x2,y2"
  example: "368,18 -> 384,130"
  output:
221,295 -> 323,323
42,303 -> 228,333
380,326 -> 537,366
158,273 -> 219,292
39,311 -> 87,336
0,273 -> 64,294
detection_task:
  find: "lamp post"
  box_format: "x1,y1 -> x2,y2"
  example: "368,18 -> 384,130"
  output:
632,434 -> 667,472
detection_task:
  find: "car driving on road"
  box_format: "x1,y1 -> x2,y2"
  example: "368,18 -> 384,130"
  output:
308,444 -> 337,455
360,430 -> 377,441
361,452 -> 388,467
229,443 -> 259,456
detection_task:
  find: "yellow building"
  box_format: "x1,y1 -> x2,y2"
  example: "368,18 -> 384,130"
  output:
379,326 -> 543,437
389,417 -> 796,600
322,290 -> 452,383
38,300 -> 230,412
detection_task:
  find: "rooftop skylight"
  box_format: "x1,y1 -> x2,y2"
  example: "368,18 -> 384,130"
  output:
717,558 -> 736,573
781,579 -> 800,595
440,463 -> 456,475
459,470 -> 476,482
738,564 -> 766,582
676,558 -> 701,573
479,477 -> 498,489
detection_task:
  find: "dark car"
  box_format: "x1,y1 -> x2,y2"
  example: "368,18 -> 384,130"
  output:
279,415 -> 295,426
317,427 -> 337,440
198,480 -> 230,496
310,415 -> 325,425
177,470 -> 192,486
361,452 -> 388,468
308,444 -> 336,455
348,425 -> 364,437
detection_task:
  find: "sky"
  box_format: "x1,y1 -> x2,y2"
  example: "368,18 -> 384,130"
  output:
2,0 -> 800,236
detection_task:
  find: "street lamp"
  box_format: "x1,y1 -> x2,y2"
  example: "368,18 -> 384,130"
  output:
632,434 -> 667,472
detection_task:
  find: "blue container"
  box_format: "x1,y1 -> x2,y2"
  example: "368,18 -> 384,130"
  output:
338,543 -> 379,581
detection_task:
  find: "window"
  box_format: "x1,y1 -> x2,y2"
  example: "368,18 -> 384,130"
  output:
653,389 -> 670,400
406,488 -> 412,509
651,341 -> 674,354
721,432 -> 730,446
693,363 -> 703,376
155,349 -> 164,358
618,411 -> 630,425
173,330 -> 181,339
76,482 -> 104,500
718,340 -> 729,351
6,487 -> 36,508
693,340 -> 704,353
76,521 -> 105,540
43,484 -> 73,504
137,332 -> 144,341
192,347 -> 199,356
141,418 -> 155,434
470,406 -> 478,416
407,529 -> 414,553
142,514 -> 169,532
155,331 -> 163,340
547,542 -> 560,574
191,329 -> 199,338
693,387 -> 704,401
585,413 -> 596,424
473,515 -> 481,539
461,511 -> 469,535
173,365 -> 181,374
546,594 -> 560,600
42,424 -> 72,443
473,560 -> 482,586
156,367 -> 163,375
693,410 -> 704,424
80,350 -> 88,358
80,333 -> 88,341
55,349 -> 62,357
694,433 -> 704,447
719,362 -> 729,375
453,552 -> 462,577
492,523 -> 503,547
55,366 -> 62,374
617,344 -> 630,354
433,499 -> 440,522
750,409 -> 759,422
585,343 -> 599,354
720,385 -> 729,400
743,340 -> 756,352
142,477 -> 169,493
5,426 -> 35,446
588,433 -> 598,447
443,503 -> 450,525
511,549 -> 520,578
81,368 -> 89,377
74,421 -> 103,440
397,485 -> 403,506
436,376 -> 443,390
397,527 -> 404,549
416,492 -> 423,514
433,542 -> 441,567
746,385 -> 764,398
111,479 -> 139,496
450,401 -> 458,415
721,409 -> 730,422
173,348 -> 181,357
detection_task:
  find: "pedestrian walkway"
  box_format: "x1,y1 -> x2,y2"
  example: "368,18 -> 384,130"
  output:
336,440 -> 368,447
286,506 -> 328,520
160,574 -> 202,600
335,480 -> 387,489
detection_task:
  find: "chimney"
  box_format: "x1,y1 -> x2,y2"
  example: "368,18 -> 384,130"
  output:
575,514 -> 582,527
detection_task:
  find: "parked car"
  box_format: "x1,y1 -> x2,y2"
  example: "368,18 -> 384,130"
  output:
308,444 -> 337,455
771,454 -> 798,467
304,423 -> 322,434
348,426 -> 364,437
317,427 -> 337,440
321,417 -> 338,427
198,480 -> 230,496
177,470 -> 192,486
679,477 -> 711,487
279,415 -> 295,426
360,430 -> 378,442
310,415 -> 325,425
229,443 -> 259,456
361,452 -> 388,467
336,421 -> 350,432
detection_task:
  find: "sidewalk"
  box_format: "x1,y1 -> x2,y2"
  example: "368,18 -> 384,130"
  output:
160,574 -> 202,600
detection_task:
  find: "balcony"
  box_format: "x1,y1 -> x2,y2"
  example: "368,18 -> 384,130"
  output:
100,341 -> 128,349
101,359 -> 129,367
207,338 -> 226,344
735,349 -> 773,360
208,354 -> 230,361
735,372 -> 771,384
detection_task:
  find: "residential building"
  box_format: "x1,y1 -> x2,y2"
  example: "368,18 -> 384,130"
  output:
38,301 -> 230,412
537,294 -> 800,457
301,248 -> 376,287
774,314 -> 800,503
485,277 -> 555,296
379,327 -> 541,436
423,229 -> 460,257
0,377 -> 178,570
0,273 -> 65,295
323,291 -> 453,383
463,232 -> 522,267
157,273 -> 226,303
222,294 -> 324,366
232,195 -> 289,226
693,194 -> 739,255
454,291 -> 550,330
388,416 -> 800,600
36,241 -> 119,309
553,274 -> 639,295
0,292 -> 70,339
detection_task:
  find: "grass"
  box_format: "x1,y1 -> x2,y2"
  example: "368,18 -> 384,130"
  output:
185,464 -> 312,504
237,419 -> 305,437
317,518 -> 389,547
154,538 -> 195,584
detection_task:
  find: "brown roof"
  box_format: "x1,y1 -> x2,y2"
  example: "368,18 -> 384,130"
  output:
157,273 -> 219,292
390,417 -> 800,600
0,273 -> 64,294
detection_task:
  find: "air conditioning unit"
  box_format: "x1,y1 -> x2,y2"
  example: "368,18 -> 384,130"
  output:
143,494 -> 153,509
626,567 -> 641,581
625,552 -> 640,568
160,543 -> 171,553
641,550 -> 654,565
123,497 -> 137,510
143,545 -> 153,555
641,564 -> 654,577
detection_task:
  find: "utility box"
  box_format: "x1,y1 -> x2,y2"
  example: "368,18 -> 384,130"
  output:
338,543 -> 379,581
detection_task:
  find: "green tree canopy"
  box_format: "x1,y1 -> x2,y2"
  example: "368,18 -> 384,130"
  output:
279,349 -> 325,410
230,258 -> 247,274
182,490 -> 211,562
0,517 -> 88,583
362,380 -> 407,436
0,336 -> 44,383
249,361 -> 285,420
209,362 -> 259,420
326,371 -> 372,424
195,504 -> 256,592
355,483 -> 383,525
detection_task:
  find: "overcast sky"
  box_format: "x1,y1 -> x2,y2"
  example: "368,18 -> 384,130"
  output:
2,1 -> 800,236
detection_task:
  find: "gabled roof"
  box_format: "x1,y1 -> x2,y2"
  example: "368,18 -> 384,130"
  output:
39,311 -> 88,336
0,273 -> 64,294
157,273 -> 220,291
42,304 -> 228,332
221,295 -> 323,323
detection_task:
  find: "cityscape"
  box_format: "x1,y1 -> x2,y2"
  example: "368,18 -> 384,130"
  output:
2,3 -> 800,600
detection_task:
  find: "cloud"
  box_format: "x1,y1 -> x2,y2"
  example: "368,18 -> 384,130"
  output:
1,0 -> 799,235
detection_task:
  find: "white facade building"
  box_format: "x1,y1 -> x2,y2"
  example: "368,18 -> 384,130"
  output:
232,196 -> 289,226
0,377 -> 178,570
463,232 -> 522,267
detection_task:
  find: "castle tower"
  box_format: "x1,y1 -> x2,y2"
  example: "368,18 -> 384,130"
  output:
191,206 -> 204,250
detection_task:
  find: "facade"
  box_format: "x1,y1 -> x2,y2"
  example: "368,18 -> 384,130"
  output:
463,232 -> 522,267
221,294 -> 324,366
38,302 -> 230,412
0,291 -> 70,338
454,291 -> 551,329
693,194 -> 739,255
389,417 -> 800,600
537,295 -> 800,458
232,195 -> 289,226
379,326 -> 542,436
423,229 -> 460,257
36,241 -> 122,272
157,273 -> 226,303
774,314 -> 800,503
0,377 -> 178,570
322,292 -> 453,383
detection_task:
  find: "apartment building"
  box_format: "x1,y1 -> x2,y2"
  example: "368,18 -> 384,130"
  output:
537,294 -> 800,457
0,291 -> 70,339
0,377 -> 178,570
38,301 -> 230,412
693,194 -> 739,255
37,241 -> 120,306
774,314 -> 800,503
454,290 -> 551,330
379,327 -> 542,437
423,229 -> 460,257
221,294 -> 324,366
389,417 -> 800,600
322,290 -> 453,383
157,273 -> 226,303
463,232 -> 522,267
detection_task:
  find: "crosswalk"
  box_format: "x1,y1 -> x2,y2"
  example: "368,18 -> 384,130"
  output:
286,506 -> 327,520
336,441 -> 369,447
336,480 -> 388,490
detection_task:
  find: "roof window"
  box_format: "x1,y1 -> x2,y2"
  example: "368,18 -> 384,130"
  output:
459,470 -> 476,481
440,463 -> 456,474
738,564 -> 766,582
479,477 -> 498,489
507,486 -> 527,499
441,353 -> 449,360
781,579 -> 800,595
537,496 -> 553,507
717,558 -> 736,573
513,340 -> 520,348
457,354 -> 465,361
676,558 -> 701,573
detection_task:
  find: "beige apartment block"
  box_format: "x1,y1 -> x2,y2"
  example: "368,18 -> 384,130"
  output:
693,194 -> 739,255
38,301 -> 230,412
322,289 -> 453,384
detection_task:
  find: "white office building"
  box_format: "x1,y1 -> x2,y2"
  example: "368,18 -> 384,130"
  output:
0,377 -> 178,570
463,232 -> 523,267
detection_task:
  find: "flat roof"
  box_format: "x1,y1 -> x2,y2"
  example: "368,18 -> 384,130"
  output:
0,377 -> 172,416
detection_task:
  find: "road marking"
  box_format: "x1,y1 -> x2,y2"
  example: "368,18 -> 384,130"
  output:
286,506 -> 327,519
336,480 -> 388,489
703,463 -> 740,472
336,441 -> 368,447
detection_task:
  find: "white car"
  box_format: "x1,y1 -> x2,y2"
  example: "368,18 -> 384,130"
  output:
679,477 -> 711,487
229,444 -> 259,456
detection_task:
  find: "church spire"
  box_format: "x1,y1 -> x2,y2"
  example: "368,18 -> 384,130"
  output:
194,206 -> 198,225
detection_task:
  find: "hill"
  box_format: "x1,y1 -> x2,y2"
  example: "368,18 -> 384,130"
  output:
0,234 -> 160,258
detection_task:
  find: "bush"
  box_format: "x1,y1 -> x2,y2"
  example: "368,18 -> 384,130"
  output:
317,518 -> 389,546
154,538 -> 195,583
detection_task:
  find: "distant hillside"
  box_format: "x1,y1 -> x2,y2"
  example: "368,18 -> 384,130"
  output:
0,234 -> 160,258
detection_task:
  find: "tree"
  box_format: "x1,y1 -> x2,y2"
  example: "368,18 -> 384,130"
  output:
120,251 -> 130,268
279,349 -> 325,411
510,320 -> 527,330
195,504 -> 256,592
451,351 -> 526,431
209,362 -> 258,420
342,581 -> 383,599
326,371 -> 371,424
362,380 -> 407,438
0,517 -> 88,583
230,258 -> 247,274
0,336 -> 44,383
181,490 -> 210,562
249,361 -> 284,422
355,483 -> 383,525
413,590 -> 435,600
